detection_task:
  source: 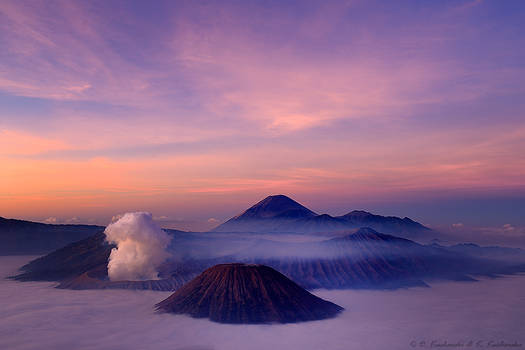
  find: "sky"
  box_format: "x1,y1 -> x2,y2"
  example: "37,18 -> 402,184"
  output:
0,0 -> 524,231
1,256 -> 524,350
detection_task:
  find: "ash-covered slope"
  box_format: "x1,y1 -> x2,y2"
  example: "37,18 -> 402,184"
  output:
156,263 -> 343,324
0,216 -> 104,255
11,228 -> 188,288
211,195 -> 431,239
248,228 -> 525,289
260,228 -> 430,289
13,231 -> 113,281
14,227 -> 525,292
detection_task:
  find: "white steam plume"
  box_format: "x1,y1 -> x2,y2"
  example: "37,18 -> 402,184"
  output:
104,212 -> 172,281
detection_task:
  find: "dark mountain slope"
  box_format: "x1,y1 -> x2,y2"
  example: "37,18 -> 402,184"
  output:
212,195 -> 318,233
156,263 -> 343,324
170,228 -> 525,290
339,211 -> 430,238
14,227 -> 525,292
231,194 -> 317,219
13,231 -> 113,281
0,216 -> 104,255
211,195 -> 431,239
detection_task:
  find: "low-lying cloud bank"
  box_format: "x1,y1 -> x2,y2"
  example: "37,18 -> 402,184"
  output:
433,224 -> 525,248
105,212 -> 172,281
1,257 -> 524,350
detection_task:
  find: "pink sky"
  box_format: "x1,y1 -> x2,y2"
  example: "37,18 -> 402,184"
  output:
1,0 -> 524,230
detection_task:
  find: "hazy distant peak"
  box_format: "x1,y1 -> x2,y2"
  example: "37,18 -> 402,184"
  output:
354,227 -> 381,235
211,194 -> 430,238
334,227 -> 381,238
232,195 -> 317,220
329,227 -> 412,243
342,210 -> 374,217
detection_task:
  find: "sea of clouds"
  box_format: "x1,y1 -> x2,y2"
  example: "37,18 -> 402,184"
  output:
1,256 -> 524,350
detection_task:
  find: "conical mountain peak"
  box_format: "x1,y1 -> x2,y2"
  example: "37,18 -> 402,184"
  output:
328,227 -> 414,244
156,263 -> 343,324
343,210 -> 373,217
211,195 -> 430,237
233,195 -> 317,220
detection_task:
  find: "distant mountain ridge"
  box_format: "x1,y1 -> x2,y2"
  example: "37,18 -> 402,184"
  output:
0,216 -> 185,255
231,195 -> 317,220
14,226 -> 525,292
211,195 -> 431,239
0,216 -> 104,255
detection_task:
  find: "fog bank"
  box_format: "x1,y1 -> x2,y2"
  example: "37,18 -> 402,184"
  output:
1,257 -> 524,350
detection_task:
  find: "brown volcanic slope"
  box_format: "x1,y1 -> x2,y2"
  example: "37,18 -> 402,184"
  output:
156,263 -> 343,324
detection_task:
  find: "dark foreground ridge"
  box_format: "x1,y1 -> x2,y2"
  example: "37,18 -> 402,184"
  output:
156,263 -> 344,324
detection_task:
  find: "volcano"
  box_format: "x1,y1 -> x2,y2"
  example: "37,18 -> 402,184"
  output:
211,195 -> 318,233
15,226 -> 525,292
155,263 -> 343,324
211,195 -> 431,239
230,194 -> 318,219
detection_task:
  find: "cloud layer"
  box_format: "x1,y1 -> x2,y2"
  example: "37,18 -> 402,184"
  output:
1,256 -> 524,350
1,1 -> 525,229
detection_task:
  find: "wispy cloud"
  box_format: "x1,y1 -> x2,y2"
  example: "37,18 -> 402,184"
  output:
0,0 -> 524,228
